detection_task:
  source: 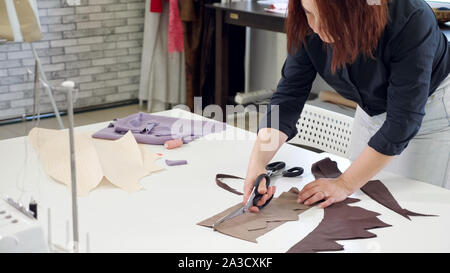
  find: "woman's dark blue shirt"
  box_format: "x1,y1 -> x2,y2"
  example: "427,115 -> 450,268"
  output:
259,0 -> 450,156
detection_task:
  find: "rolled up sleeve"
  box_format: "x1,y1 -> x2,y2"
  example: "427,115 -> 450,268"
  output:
258,43 -> 317,141
368,8 -> 438,156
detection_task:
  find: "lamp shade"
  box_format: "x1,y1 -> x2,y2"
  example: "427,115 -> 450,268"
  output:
0,0 -> 42,43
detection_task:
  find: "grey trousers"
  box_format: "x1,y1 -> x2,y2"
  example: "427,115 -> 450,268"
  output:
349,76 -> 450,189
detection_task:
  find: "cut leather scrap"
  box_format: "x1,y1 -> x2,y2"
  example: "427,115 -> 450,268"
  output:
311,157 -> 342,179
314,158 -> 435,219
211,158 -> 434,250
287,197 -> 391,253
287,157 -> 435,253
198,188 -> 311,243
215,174 -> 245,196
361,180 -> 437,220
29,128 -> 164,196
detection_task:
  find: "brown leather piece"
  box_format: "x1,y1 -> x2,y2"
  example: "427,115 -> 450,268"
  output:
287,158 -> 390,252
311,157 -> 342,179
287,157 -> 435,253
361,180 -> 436,220
312,158 -> 434,218
287,197 -> 392,253
215,174 -> 244,196
209,158 -> 435,251
197,189 -> 311,243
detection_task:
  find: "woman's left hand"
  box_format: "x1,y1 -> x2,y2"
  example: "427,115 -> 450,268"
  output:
297,177 -> 354,208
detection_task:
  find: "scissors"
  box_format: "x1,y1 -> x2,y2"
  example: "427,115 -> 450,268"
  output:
265,161 -> 304,178
212,161 -> 303,230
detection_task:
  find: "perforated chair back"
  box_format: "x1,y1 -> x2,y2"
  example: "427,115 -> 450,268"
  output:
288,104 -> 354,158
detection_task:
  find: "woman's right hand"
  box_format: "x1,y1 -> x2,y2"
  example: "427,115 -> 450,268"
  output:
243,165 -> 277,213
243,128 -> 287,212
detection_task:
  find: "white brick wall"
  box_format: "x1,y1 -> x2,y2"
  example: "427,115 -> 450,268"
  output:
0,0 -> 145,120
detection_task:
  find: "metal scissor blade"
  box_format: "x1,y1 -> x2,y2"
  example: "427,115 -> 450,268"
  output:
212,206 -> 245,231
212,192 -> 255,231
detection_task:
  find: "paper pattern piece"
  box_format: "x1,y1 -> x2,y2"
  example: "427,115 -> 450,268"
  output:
198,188 -> 311,243
28,128 -> 164,196
29,127 -> 104,196
92,112 -> 226,145
92,132 -> 150,193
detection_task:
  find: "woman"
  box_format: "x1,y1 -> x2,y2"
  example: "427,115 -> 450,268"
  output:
243,0 -> 450,211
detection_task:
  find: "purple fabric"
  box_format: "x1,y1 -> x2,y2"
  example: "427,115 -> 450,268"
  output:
92,112 -> 226,145
165,159 -> 188,166
113,113 -> 154,133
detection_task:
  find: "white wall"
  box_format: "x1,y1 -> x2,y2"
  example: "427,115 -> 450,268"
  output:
223,0 -> 334,95
248,29 -> 333,95
248,29 -> 285,91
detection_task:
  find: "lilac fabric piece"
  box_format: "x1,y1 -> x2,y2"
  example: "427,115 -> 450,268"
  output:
165,159 -> 188,166
92,112 -> 226,145
113,113 -> 155,133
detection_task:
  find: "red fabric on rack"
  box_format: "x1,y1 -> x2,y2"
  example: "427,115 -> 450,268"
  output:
150,0 -> 163,13
168,0 -> 185,53
149,0 -> 185,53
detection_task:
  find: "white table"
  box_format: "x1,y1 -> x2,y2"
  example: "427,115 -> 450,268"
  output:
1,109 -> 449,252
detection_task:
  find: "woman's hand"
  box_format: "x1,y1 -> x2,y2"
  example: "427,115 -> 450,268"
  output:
297,177 -> 354,208
242,128 -> 287,213
243,168 -> 277,213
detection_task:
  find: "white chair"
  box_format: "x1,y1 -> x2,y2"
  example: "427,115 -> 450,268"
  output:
288,103 -> 354,158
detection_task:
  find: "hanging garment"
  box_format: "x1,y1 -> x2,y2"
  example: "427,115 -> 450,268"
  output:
92,112 -> 227,145
0,0 -> 42,42
349,75 -> 450,189
150,0 -> 162,13
150,0 -> 184,53
139,0 -> 186,112
168,0 -> 184,53
180,0 -> 203,110
180,0 -> 244,109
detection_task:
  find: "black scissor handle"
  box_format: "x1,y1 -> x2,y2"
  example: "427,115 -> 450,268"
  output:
282,167 -> 304,177
266,161 -> 286,172
252,173 -> 273,210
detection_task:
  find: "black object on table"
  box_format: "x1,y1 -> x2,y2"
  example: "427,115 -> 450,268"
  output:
205,1 -> 286,110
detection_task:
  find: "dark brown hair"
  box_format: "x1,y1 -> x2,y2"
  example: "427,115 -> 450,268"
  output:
287,0 -> 390,73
